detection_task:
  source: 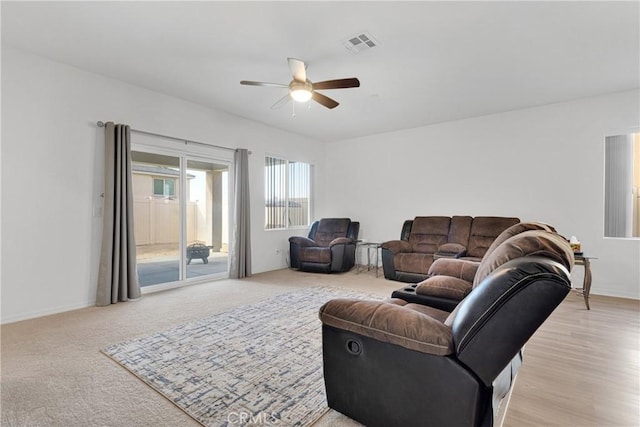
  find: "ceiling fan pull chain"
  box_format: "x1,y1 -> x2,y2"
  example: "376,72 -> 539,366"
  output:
292,101 -> 296,117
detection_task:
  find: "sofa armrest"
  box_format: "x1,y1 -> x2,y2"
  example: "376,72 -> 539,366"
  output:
329,237 -> 353,247
435,243 -> 467,259
381,239 -> 412,254
428,258 -> 479,282
416,276 -> 473,301
289,236 -> 317,247
319,298 -> 453,356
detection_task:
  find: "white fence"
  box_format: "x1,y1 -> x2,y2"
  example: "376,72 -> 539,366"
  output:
134,198 -> 202,245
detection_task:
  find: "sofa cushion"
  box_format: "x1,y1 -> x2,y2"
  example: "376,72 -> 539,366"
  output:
404,303 -> 451,323
448,216 -> 473,246
457,255 -> 483,262
416,276 -> 473,300
313,218 -> 351,247
299,246 -> 331,264
394,252 -> 436,274
384,298 -> 452,323
436,243 -> 467,256
466,217 -> 520,258
381,239 -> 412,254
473,230 -> 574,287
408,216 -> 451,253
319,298 -> 454,356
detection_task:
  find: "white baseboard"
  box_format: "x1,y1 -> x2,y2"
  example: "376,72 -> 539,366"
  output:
589,286 -> 640,300
1,299 -> 95,325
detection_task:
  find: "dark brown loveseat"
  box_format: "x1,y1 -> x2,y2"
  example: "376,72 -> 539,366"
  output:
391,221 -> 560,311
381,216 -> 520,283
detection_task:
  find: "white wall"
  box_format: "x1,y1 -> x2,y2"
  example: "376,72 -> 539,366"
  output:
2,47 -> 638,324
1,47 -> 325,323
324,90 -> 640,299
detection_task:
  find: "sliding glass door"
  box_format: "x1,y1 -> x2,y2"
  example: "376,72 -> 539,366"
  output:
131,148 -> 230,288
185,159 -> 229,280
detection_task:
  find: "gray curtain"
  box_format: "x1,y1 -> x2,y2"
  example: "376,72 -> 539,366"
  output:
96,122 -> 140,306
230,148 -> 252,278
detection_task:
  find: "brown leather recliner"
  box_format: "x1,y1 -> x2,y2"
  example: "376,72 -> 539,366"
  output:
381,216 -> 520,283
319,229 -> 573,427
289,218 -> 359,273
392,221 -> 558,311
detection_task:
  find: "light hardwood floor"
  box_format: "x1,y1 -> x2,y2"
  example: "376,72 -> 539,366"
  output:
504,292 -> 640,427
1,268 -> 638,426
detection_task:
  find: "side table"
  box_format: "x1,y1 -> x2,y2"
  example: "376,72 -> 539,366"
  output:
356,241 -> 382,277
573,254 -> 596,310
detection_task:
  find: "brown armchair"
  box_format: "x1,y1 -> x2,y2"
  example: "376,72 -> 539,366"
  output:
289,218 -> 359,273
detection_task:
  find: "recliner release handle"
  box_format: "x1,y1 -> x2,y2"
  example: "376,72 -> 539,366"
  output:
346,339 -> 362,355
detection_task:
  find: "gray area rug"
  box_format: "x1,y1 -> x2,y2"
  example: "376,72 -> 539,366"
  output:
102,286 -> 375,427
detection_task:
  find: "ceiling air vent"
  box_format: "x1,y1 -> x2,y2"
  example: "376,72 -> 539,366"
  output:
342,32 -> 379,54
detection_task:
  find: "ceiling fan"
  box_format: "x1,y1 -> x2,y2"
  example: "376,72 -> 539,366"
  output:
240,58 -> 360,110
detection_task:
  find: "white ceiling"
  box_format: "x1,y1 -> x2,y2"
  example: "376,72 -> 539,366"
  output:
2,1 -> 639,142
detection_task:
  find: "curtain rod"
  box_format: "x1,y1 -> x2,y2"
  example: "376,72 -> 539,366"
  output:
96,121 -> 251,154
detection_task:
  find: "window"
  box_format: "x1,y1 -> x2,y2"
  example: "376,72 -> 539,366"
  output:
153,178 -> 175,197
604,132 -> 640,238
265,156 -> 311,230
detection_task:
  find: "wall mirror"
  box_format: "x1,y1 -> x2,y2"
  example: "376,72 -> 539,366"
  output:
604,131 -> 640,238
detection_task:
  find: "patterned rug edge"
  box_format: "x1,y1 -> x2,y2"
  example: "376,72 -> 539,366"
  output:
101,349 -> 211,427
100,285 -> 376,427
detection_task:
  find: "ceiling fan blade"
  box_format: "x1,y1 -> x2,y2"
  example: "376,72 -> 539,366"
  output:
240,80 -> 288,88
312,78 -> 360,90
287,58 -> 307,82
312,92 -> 339,109
270,94 -> 291,110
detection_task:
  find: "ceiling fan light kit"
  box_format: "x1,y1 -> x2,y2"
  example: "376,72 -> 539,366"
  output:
289,81 -> 313,103
240,57 -> 360,110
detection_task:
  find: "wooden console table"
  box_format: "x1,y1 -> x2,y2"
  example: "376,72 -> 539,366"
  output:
573,254 -> 596,310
